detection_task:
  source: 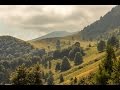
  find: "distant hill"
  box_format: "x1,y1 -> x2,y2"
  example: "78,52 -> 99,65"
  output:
31,31 -> 74,41
74,5 -> 120,40
0,35 -> 34,59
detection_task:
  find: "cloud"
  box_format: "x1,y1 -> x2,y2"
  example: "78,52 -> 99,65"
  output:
0,5 -> 116,40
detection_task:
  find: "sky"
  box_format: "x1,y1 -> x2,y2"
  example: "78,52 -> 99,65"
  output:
0,5 -> 116,41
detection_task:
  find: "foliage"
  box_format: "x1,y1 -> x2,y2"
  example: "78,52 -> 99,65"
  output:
95,45 -> 116,85
10,63 -> 43,85
74,52 -> 83,65
56,40 -> 61,50
107,36 -> 119,49
108,59 -> 120,85
60,56 -> 71,72
47,72 -> 54,85
10,64 -> 27,85
59,74 -> 64,83
97,40 -> 106,52
55,62 -> 61,71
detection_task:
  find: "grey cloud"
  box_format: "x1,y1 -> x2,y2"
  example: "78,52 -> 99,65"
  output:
0,5 -> 116,40
18,5 -> 115,31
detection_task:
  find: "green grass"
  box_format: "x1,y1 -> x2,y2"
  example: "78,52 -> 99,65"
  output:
29,38 -> 107,85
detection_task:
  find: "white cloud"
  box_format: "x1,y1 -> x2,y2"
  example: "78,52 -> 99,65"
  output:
0,5 -> 116,40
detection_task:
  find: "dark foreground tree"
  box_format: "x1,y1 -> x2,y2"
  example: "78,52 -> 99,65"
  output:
26,63 -> 43,85
95,45 -> 116,85
108,59 -> 120,85
10,64 -> 27,85
10,63 -> 43,85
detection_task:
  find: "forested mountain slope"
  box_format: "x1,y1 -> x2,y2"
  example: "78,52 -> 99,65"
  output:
76,5 -> 120,40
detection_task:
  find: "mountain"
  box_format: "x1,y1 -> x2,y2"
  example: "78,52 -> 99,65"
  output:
0,35 -> 34,59
76,5 -> 120,40
32,31 -> 74,41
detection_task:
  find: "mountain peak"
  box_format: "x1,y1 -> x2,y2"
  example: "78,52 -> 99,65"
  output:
32,31 -> 73,41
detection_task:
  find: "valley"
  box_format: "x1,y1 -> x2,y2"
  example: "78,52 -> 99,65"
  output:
0,5 -> 120,85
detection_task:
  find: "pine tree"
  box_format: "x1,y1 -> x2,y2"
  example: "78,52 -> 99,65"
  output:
56,40 -> 61,50
109,59 -> 120,85
97,40 -> 106,52
103,45 -> 116,73
48,46 -> 50,51
26,63 -> 43,85
74,77 -> 77,84
74,42 -> 80,47
74,52 -> 83,65
55,63 -> 61,71
47,74 -> 54,85
68,46 -> 81,60
95,45 -> 116,85
95,65 -> 110,85
59,74 -> 64,83
10,64 -> 27,85
61,56 -> 71,72
48,61 -> 51,69
89,43 -> 91,47
107,36 -> 119,49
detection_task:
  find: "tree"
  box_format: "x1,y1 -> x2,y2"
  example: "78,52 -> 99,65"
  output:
97,40 -> 106,52
69,49 -> 75,60
47,73 -> 54,85
59,74 -> 64,83
89,43 -> 91,47
10,63 -> 43,85
68,41 -> 71,45
53,50 -> 61,59
42,55 -> 48,69
103,45 -> 116,73
55,63 -> 61,71
72,37 -> 74,41
48,61 -> 51,69
109,59 -> 120,85
60,46 -> 72,58
74,77 -> 77,84
68,46 -> 81,60
107,36 -> 119,49
0,72 -> 5,83
74,52 -> 83,65
61,56 -> 71,72
95,65 -> 110,85
48,46 -> 50,51
74,42 -> 80,47
95,45 -> 116,85
0,65 -> 5,72
56,40 -> 61,50
26,63 -> 43,85
10,64 -> 27,85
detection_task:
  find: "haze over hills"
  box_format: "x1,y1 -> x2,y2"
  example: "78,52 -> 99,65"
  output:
1,5 -> 120,85
30,5 -> 120,42
31,31 -> 76,41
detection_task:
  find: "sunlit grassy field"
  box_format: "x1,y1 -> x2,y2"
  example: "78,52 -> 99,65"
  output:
29,37 -> 120,85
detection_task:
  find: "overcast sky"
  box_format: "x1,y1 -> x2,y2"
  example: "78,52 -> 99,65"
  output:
0,5 -> 116,40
